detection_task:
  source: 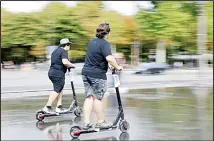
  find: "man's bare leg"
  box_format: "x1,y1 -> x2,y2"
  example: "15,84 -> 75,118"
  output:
83,96 -> 94,124
93,98 -> 105,123
93,97 -> 112,128
56,91 -> 63,106
46,91 -> 59,107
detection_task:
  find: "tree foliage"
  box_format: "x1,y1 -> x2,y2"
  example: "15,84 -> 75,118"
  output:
1,1 -> 213,63
204,2 -> 213,52
136,2 -> 199,51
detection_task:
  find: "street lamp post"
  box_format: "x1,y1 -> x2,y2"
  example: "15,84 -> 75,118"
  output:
196,1 -> 209,85
197,1 -> 208,69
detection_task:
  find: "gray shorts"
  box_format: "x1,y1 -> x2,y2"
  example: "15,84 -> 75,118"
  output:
82,75 -> 107,100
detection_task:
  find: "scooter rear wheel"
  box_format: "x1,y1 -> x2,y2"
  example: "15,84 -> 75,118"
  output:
36,111 -> 45,121
119,120 -> 130,133
70,126 -> 81,138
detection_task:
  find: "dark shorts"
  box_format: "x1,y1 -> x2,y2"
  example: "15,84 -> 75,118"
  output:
49,76 -> 65,93
82,75 -> 107,100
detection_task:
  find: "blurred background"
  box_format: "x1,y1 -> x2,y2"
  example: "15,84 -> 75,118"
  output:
1,1 -> 213,70
1,1 -> 213,140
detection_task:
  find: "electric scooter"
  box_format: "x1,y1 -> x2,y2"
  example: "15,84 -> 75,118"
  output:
69,69 -> 130,139
36,68 -> 83,121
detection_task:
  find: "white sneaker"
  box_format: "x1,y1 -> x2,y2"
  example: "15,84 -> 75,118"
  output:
42,106 -> 55,114
55,106 -> 68,113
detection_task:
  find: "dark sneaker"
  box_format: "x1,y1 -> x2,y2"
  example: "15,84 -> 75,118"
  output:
42,106 -> 55,114
95,120 -> 112,129
82,123 -> 93,130
55,105 -> 68,113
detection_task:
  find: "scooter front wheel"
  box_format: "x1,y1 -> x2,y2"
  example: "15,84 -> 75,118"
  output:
74,107 -> 83,117
36,111 -> 45,121
70,126 -> 81,138
119,120 -> 130,133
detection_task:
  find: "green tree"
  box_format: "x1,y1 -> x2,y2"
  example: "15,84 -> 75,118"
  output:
70,1 -> 128,45
136,2 -> 199,52
204,2 -> 213,52
41,2 -> 88,48
1,2 -> 88,62
1,10 -> 45,62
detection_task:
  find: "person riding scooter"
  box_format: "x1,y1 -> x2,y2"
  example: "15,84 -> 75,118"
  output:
42,38 -> 76,114
81,22 -> 123,129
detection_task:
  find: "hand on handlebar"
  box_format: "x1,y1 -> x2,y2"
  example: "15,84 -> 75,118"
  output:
116,66 -> 123,71
108,64 -> 114,70
68,65 -> 76,71
112,66 -> 122,74
109,64 -> 123,71
70,64 -> 76,69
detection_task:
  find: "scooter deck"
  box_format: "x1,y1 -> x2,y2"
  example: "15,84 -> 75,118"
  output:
37,110 -> 74,117
76,125 -> 118,135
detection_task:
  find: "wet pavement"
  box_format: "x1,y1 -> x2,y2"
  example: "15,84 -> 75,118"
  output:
1,87 -> 213,140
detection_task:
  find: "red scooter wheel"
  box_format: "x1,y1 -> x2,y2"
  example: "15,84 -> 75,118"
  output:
119,120 -> 130,133
70,126 -> 81,138
36,111 -> 45,121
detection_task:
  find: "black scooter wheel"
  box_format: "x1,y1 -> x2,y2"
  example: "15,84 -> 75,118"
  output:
36,111 -> 45,121
119,132 -> 130,140
74,107 -> 83,117
119,120 -> 130,133
70,126 -> 81,138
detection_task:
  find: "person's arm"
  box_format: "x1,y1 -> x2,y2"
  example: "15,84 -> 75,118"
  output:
101,43 -> 122,71
106,56 -> 120,69
61,51 -> 75,68
62,59 -> 75,68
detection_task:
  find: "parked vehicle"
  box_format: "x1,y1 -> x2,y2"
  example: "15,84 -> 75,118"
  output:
2,61 -> 16,69
135,62 -> 170,74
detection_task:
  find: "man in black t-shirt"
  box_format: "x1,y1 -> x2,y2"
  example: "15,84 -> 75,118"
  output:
81,23 -> 123,129
42,38 -> 76,114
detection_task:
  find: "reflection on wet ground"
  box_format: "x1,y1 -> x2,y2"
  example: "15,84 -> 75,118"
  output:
1,87 -> 213,140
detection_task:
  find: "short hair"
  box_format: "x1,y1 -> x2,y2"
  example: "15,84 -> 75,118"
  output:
96,22 -> 111,38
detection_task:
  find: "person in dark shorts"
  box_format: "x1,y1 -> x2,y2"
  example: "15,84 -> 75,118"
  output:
81,22 -> 123,129
42,38 -> 76,114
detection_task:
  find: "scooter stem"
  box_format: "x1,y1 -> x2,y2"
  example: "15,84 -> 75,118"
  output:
68,68 -> 74,82
68,68 -> 78,106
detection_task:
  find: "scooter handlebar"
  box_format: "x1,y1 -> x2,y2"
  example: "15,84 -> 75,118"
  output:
112,69 -> 116,74
68,67 -> 75,72
112,68 -> 122,74
112,69 -> 121,87
68,67 -> 74,81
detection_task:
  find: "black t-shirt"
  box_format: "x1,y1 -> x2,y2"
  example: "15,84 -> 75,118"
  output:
82,38 -> 112,80
48,47 -> 68,78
